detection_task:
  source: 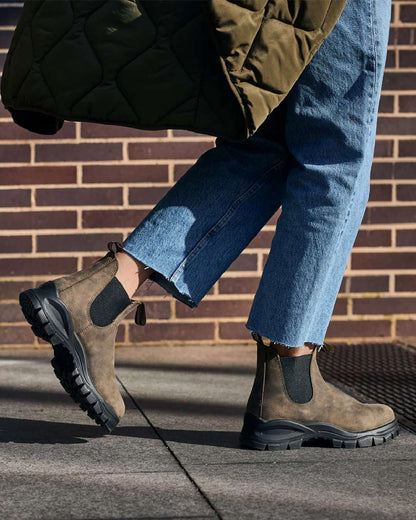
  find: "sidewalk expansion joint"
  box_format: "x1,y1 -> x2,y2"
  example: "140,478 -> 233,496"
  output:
117,375 -> 223,520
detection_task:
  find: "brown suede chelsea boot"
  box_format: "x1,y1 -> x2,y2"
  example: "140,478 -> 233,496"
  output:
240,332 -> 399,450
19,241 -> 146,432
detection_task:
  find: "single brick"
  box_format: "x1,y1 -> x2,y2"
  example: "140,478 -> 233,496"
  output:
0,145 -> 30,163
218,276 -> 261,294
352,252 -> 416,270
383,72 -> 416,91
36,143 -> 122,162
0,235 -> 31,253
400,4 -> 416,23
37,233 -> 124,252
333,298 -> 347,315
0,303 -> 24,322
0,211 -> 77,229
399,140 -> 416,157
354,229 -> 391,247
0,188 -> 30,207
368,184 -> 392,201
353,297 -> 416,315
397,184 -> 416,201
326,320 -> 391,338
399,49 -> 416,68
0,166 -> 76,185
371,162 -> 415,179
0,326 -> 35,345
82,209 -> 148,228
129,322 -> 215,342
364,205 -> 416,224
399,95 -> 416,113
377,117 -> 416,135
378,95 -> 394,113
374,140 -> 394,157
36,187 -> 123,206
229,254 -> 258,271
0,281 -> 34,300
176,299 -> 252,318
0,257 -> 77,277
83,164 -> 169,183
396,320 -> 416,336
350,276 -> 389,293
396,229 -> 416,247
395,275 -> 416,292
219,322 -> 252,341
143,301 -> 171,320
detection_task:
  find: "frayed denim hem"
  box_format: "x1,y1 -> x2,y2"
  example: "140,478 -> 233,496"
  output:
149,270 -> 197,309
245,323 -> 325,350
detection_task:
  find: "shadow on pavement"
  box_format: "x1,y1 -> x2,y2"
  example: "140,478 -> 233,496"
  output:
0,416 -> 338,449
0,416 -> 241,447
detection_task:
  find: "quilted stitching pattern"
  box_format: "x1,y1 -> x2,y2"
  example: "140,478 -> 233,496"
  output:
1,0 -> 347,141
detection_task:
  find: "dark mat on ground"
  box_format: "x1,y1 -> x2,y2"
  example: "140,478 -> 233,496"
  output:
318,342 -> 416,433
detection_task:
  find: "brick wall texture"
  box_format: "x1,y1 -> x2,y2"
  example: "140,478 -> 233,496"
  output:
0,1 -> 415,348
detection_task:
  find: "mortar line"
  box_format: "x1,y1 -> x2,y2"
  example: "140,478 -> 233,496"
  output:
116,375 -> 223,520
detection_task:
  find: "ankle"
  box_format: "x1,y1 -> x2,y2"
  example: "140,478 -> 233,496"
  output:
262,336 -> 314,357
115,251 -> 153,299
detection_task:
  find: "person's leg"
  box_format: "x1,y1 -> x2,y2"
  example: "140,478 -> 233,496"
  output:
245,0 -> 392,350
240,0 -> 399,451
19,96 -> 291,432
120,109 -> 291,306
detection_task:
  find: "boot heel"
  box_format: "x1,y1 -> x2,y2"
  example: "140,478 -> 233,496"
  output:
239,412 -> 308,451
19,281 -> 73,344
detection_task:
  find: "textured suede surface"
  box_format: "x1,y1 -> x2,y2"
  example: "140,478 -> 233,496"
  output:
246,340 -> 396,432
53,255 -> 141,418
1,0 -> 346,141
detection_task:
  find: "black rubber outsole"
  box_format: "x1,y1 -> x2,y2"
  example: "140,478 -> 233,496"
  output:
239,412 -> 400,450
19,282 -> 119,433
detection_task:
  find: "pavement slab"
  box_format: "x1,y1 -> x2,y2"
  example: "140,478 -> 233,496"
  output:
0,349 -> 215,520
116,345 -> 416,520
0,345 -> 415,520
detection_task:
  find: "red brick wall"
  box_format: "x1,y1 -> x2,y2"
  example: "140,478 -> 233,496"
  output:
0,1 -> 415,347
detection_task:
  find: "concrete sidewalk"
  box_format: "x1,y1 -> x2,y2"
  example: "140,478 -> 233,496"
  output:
0,345 -> 414,520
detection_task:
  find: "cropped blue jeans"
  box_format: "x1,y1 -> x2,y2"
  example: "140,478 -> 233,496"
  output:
122,0 -> 392,348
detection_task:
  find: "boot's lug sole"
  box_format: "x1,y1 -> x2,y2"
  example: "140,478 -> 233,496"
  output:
19,281 -> 119,432
239,412 -> 400,450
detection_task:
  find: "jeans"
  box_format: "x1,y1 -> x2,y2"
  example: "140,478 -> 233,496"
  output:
122,0 -> 392,348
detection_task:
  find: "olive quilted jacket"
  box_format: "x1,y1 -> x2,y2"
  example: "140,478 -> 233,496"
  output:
1,0 -> 347,141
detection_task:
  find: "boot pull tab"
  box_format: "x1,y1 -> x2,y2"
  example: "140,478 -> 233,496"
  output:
251,331 -> 266,345
318,342 -> 335,353
134,301 -> 146,326
107,241 -> 125,255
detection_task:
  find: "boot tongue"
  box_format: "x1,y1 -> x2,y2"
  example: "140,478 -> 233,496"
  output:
134,301 -> 146,326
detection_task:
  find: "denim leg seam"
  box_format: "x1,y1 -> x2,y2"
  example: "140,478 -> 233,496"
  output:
297,1 -> 378,344
168,158 -> 287,284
